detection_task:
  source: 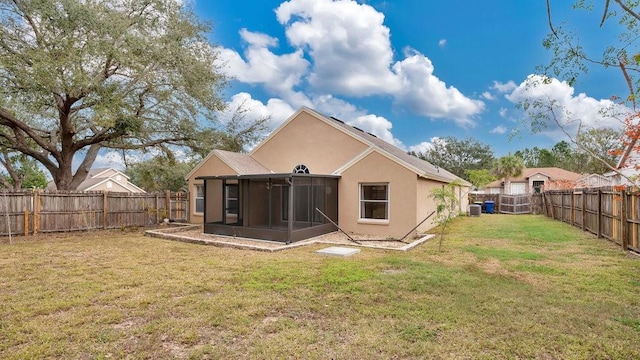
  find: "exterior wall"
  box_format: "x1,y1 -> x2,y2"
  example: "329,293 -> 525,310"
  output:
251,111 -> 369,174
457,184 -> 470,213
186,156 -> 237,224
338,151 -> 418,238
415,180 -> 470,234
415,179 -> 441,233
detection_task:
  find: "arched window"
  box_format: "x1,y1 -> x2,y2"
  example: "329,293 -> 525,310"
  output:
292,164 -> 310,174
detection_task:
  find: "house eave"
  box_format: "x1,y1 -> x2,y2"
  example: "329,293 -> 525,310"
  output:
195,173 -> 341,181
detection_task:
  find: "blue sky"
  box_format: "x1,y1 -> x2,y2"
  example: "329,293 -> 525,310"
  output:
175,0 -> 627,159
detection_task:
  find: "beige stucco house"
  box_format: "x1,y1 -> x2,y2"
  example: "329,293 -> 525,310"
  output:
186,107 -> 470,243
484,167 -> 583,194
46,168 -> 146,193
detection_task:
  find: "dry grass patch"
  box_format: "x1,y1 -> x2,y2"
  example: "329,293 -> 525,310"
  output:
1,216 -> 639,359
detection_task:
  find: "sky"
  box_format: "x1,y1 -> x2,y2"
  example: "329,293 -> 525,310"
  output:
94,0 -> 630,168
192,0 -> 624,156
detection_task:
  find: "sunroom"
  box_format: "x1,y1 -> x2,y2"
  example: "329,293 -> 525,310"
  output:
195,173 -> 339,243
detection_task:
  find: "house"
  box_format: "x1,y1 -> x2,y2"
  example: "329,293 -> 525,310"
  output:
46,168 -> 146,193
484,167 -> 583,194
186,107 -> 470,243
604,148 -> 640,185
576,173 -> 612,188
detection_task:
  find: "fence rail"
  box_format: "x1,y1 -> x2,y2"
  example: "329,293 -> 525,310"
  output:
0,190 -> 188,236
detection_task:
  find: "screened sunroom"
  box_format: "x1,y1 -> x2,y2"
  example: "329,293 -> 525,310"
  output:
195,173 -> 339,243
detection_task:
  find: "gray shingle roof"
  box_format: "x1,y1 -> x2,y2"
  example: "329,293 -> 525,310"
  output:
305,107 -> 468,185
214,149 -> 272,175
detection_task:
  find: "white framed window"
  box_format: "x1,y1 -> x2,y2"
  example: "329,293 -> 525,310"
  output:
359,183 -> 389,222
106,181 -> 112,189
195,184 -> 204,213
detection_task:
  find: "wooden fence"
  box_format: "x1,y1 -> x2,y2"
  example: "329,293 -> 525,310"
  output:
0,190 -> 188,236
540,186 -> 640,253
468,194 -> 544,214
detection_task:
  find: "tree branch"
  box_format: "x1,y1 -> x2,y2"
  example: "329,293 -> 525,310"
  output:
613,0 -> 640,22
600,0 -> 611,27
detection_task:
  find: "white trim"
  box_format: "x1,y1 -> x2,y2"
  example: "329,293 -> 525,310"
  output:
194,183 -> 204,214
359,182 -> 390,221
185,150 -> 218,180
249,106 -> 373,157
214,150 -> 245,175
84,176 -> 146,193
91,168 -> 131,180
335,146 -> 455,184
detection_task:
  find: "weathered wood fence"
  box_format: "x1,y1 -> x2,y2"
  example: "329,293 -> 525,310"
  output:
468,194 -> 544,214
0,190 -> 188,236
539,186 -> 640,253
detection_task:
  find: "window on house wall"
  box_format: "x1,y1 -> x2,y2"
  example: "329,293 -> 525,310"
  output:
360,183 -> 389,220
532,180 -> 545,193
106,181 -> 112,189
195,184 -> 204,213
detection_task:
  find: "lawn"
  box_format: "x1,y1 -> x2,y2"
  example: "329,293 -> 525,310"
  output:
1,215 -> 639,359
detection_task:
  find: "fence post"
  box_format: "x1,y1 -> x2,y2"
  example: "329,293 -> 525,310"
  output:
597,188 -> 602,239
581,189 -> 586,231
165,190 -> 171,220
155,193 -> 160,224
103,191 -> 108,230
570,190 -> 575,225
33,190 -> 40,235
24,207 -> 29,236
622,188 -> 629,251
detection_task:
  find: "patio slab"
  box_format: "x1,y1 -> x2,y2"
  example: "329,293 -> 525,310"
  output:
316,246 -> 361,257
145,226 -> 434,252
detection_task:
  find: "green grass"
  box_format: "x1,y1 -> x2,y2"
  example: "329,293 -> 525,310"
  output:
1,215 -> 639,359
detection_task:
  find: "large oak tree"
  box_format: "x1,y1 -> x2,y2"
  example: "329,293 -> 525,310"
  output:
0,0 -> 226,189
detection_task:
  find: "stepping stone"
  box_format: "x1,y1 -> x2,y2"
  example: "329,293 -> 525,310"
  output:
316,246 -> 361,257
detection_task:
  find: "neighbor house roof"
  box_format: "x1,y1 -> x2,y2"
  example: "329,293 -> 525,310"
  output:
485,167 -> 583,188
46,167 -> 145,192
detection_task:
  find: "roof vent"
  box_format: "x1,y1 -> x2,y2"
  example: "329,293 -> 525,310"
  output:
367,132 -> 377,138
330,116 -> 344,124
353,127 -> 364,132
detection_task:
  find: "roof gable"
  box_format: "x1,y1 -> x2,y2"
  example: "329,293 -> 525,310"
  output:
187,107 -> 469,186
297,107 -> 467,185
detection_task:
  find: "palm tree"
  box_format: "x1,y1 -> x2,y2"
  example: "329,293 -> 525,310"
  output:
493,155 -> 524,194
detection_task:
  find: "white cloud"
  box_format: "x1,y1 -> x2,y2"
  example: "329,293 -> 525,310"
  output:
313,94 -> 404,148
221,92 -> 296,130
408,136 -> 444,154
273,0 -> 483,125
276,0 -> 399,96
392,51 -> 485,127
92,151 -> 126,170
492,80 -> 517,93
490,125 -> 507,134
499,107 -> 508,118
438,39 -> 447,48
505,75 -> 626,140
408,140 -> 433,154
216,29 -> 311,107
481,91 -> 495,100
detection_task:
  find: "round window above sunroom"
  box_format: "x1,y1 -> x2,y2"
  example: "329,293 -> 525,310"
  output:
292,164 -> 310,174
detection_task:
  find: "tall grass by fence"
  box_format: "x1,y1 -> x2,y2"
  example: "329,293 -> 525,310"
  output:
0,190 -> 188,236
538,186 -> 640,253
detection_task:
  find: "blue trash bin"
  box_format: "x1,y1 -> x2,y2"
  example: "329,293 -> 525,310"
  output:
484,201 -> 495,214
